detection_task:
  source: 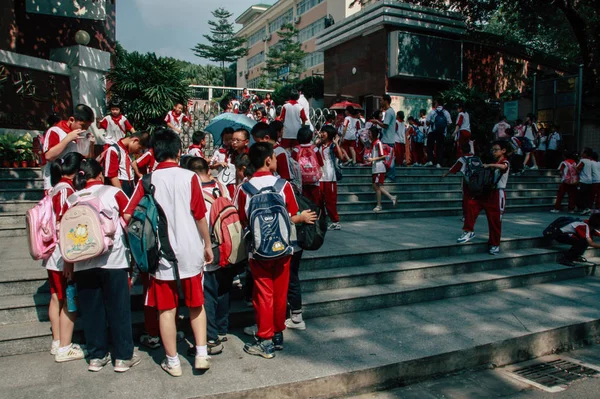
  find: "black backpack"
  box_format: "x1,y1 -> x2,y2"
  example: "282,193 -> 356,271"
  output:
464,156 -> 497,197
543,217 -> 580,238
295,194 -> 327,251
432,109 -> 448,135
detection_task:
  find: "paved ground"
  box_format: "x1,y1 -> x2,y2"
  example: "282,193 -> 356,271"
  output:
350,345 -> 600,399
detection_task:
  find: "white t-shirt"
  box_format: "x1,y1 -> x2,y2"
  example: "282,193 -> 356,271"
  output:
320,143 -> 337,182
210,148 -> 237,186
547,132 -> 561,151
371,140 -> 387,174
592,161 -> 600,184
578,158 -> 594,184
492,121 -> 510,140
394,120 -> 406,144
537,136 -> 548,151
381,107 -> 396,144
69,184 -> 129,272
281,101 -> 306,140
101,115 -> 130,145
456,112 -> 471,132
343,116 -> 361,141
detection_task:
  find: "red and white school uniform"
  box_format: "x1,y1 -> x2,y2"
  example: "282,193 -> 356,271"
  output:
164,111 -> 190,132
274,143 -> 291,181
42,121 -> 79,190
319,142 -> 340,223
210,147 -> 237,197
592,160 -> 600,209
342,116 -> 361,155
394,119 -> 406,166
447,154 -> 474,217
98,114 -> 133,145
104,139 -> 134,197
43,178 -> 75,299
554,159 -> 578,211
135,149 -> 157,175
236,171 -> 299,340
126,162 -> 208,311
463,157 -> 510,246
292,144 -> 324,206
187,144 -> 205,158
455,112 -> 471,157
280,100 -> 307,148
371,139 -> 387,186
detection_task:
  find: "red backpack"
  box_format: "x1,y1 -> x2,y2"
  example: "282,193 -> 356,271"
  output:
296,145 -> 323,185
203,182 -> 247,267
563,161 -> 579,185
381,143 -> 395,170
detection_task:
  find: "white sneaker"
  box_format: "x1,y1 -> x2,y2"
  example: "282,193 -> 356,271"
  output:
285,318 -> 307,330
424,162 -> 433,167
414,163 -> 421,167
436,163 -> 441,168
195,355 -> 211,370
550,209 -> 560,213
88,353 -> 111,372
114,353 -> 141,372
328,222 -> 341,230
161,358 -> 182,377
391,196 -> 398,207
50,340 -> 59,355
489,246 -> 500,255
373,205 -> 382,212
457,231 -> 475,243
531,165 -> 539,170
55,343 -> 85,363
243,324 -> 258,336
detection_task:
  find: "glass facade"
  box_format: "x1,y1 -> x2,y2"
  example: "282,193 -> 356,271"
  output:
298,17 -> 326,42
268,8 -> 293,33
296,0 -> 324,16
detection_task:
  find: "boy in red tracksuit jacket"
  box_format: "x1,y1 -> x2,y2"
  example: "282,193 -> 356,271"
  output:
236,142 -> 316,358
292,126 -> 324,206
457,141 -> 510,255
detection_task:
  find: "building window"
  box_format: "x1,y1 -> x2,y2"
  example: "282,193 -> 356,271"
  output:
303,51 -> 324,69
296,0 -> 324,16
247,27 -> 266,48
298,18 -> 326,42
247,51 -> 265,69
268,8 -> 293,33
247,77 -> 264,88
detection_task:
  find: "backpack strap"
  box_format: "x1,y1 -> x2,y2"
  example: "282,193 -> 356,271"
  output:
273,178 -> 287,194
241,181 -> 259,196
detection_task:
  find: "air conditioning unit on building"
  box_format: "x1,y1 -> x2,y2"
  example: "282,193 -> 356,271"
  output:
294,16 -> 301,24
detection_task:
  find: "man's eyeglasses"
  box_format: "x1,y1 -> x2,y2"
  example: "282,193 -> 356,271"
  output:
231,138 -> 246,143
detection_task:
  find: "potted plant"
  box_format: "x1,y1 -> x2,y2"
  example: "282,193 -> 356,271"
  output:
0,134 -> 16,167
13,134 -> 33,168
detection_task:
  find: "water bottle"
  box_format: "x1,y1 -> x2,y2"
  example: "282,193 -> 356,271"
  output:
66,280 -> 78,313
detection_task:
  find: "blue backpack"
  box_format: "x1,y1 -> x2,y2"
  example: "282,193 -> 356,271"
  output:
127,175 -> 179,276
241,179 -> 293,260
433,109 -> 448,135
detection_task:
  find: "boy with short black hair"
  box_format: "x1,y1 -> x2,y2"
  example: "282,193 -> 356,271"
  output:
236,142 -> 316,358
164,103 -> 190,134
292,126 -> 324,205
104,131 -> 150,197
124,128 -> 214,377
252,122 -> 291,180
97,102 -> 136,146
457,140 -> 510,255
188,131 -> 206,158
43,104 -> 95,190
547,214 -> 600,266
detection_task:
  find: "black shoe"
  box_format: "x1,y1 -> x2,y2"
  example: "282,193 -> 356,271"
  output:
208,339 -> 224,355
272,332 -> 284,351
243,338 -> 275,359
559,256 -> 576,266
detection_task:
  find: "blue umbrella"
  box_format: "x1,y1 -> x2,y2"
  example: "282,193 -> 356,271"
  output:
204,113 -> 257,142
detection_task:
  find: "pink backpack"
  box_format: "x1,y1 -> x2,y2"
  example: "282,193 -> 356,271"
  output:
297,145 -> 323,185
59,186 -> 118,263
26,182 -> 70,260
564,161 -> 579,185
381,143 -> 395,170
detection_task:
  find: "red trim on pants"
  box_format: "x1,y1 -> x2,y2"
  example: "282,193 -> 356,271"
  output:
555,182 -> 578,211
320,181 -> 339,222
456,130 -> 471,157
141,272 -> 159,336
394,143 -> 405,166
302,184 -> 322,207
250,257 -> 291,340
463,189 -> 505,246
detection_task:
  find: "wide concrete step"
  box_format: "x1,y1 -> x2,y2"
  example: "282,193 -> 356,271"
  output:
0,168 -> 42,179
338,174 -> 561,184
0,188 -> 44,201
337,188 -> 557,202
0,200 -> 38,214
0,213 -> 26,226
0,224 -> 27,237
337,203 -> 554,221
0,178 -> 44,190
341,166 -> 559,177
336,196 -> 553,212
336,182 -> 560,192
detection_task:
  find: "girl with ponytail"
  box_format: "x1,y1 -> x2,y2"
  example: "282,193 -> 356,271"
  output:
63,158 -> 139,372
44,152 -> 84,362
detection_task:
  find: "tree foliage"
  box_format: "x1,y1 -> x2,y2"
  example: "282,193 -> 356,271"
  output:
192,8 -> 248,85
271,76 -> 324,105
106,45 -> 190,130
264,24 -> 307,86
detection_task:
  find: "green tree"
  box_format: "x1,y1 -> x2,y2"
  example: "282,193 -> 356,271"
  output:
225,62 -> 237,87
264,23 -> 307,86
192,8 -> 248,86
106,45 -> 190,130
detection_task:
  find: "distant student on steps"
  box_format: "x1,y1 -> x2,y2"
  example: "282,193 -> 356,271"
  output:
97,101 -> 135,147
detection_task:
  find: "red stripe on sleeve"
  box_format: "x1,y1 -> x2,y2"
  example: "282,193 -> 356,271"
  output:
190,175 -> 207,220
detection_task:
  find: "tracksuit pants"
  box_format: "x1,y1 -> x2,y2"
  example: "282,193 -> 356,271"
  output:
394,143 -> 406,166
554,233 -> 588,260
578,183 -> 593,210
320,181 -> 339,223
204,267 -> 234,341
427,132 -> 444,165
250,256 -> 291,340
554,183 -> 578,211
463,189 -> 506,246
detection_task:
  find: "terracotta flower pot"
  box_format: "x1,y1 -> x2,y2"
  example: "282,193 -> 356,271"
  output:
20,161 -> 28,168
12,161 -> 19,168
2,160 -> 9,168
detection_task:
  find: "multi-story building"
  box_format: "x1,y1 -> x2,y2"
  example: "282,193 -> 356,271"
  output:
235,0 -> 360,88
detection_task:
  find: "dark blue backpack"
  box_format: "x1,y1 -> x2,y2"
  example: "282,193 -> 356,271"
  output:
241,179 -> 293,260
127,175 -> 179,277
433,109 -> 448,135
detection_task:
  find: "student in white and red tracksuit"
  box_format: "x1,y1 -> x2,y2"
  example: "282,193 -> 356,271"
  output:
319,125 -> 344,230
292,127 -> 324,206
104,132 -> 149,197
453,103 -> 471,157
236,142 -> 316,359
96,102 -> 135,147
442,143 -> 474,221
44,152 -> 84,363
457,141 -> 510,255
